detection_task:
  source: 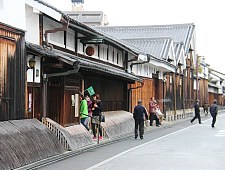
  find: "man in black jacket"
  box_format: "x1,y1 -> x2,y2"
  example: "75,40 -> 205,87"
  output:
133,100 -> 148,139
191,100 -> 202,124
210,99 -> 218,128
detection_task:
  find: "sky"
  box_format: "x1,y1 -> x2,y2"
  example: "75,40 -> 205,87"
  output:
44,0 -> 225,73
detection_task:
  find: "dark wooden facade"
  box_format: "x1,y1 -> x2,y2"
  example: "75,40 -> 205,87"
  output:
130,77 -> 163,113
198,78 -> 209,106
47,75 -> 80,126
208,92 -> 223,106
183,54 -> 195,109
0,23 -> 26,121
84,74 -> 129,112
26,82 -> 42,120
164,74 -> 176,112
30,55 -> 134,127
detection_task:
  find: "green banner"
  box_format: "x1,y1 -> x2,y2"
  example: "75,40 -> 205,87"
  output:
86,86 -> 95,96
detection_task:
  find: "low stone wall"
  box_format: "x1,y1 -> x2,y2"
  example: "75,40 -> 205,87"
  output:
0,119 -> 65,170
43,118 -> 94,151
65,124 -> 94,150
101,111 -> 134,139
166,108 -> 193,121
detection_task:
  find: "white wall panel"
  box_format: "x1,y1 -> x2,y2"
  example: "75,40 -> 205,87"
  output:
25,5 -> 39,44
43,16 -> 64,47
66,28 -> 75,51
0,0 -> 26,30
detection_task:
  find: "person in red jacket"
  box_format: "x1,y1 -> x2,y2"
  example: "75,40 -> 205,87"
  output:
149,97 -> 160,127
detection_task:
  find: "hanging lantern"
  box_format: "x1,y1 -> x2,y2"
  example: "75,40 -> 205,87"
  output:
85,46 -> 95,56
28,57 -> 36,69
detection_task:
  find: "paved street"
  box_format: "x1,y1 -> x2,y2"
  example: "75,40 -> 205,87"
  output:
39,112 -> 225,170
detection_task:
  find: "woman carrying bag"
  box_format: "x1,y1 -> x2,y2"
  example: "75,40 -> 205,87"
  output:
91,94 -> 103,140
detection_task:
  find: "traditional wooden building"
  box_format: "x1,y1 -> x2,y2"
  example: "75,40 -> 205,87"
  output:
122,38 -> 177,113
0,22 -> 26,121
207,68 -> 224,106
2,0 -> 223,126
24,0 -> 142,126
95,24 -> 196,119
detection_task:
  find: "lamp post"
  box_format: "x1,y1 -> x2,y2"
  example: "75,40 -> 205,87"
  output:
28,57 -> 36,118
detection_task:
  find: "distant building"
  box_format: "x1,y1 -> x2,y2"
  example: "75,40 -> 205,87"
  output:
65,0 -> 109,26
65,11 -> 109,26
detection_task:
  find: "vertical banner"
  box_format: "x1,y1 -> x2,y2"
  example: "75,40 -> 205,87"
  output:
74,94 -> 79,117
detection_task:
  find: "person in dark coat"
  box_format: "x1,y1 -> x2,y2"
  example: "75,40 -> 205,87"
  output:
191,100 -> 202,124
91,94 -> 103,140
133,99 -> 148,139
210,99 -> 218,128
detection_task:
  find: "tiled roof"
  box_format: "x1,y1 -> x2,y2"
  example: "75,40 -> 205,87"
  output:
91,27 -> 177,70
174,42 -> 184,62
95,23 -> 195,55
124,37 -> 172,60
123,37 -> 176,69
26,42 -> 142,82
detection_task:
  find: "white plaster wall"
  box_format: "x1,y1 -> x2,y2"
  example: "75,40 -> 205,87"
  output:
193,79 -> 197,90
0,0 -> 26,30
117,51 -> 122,66
77,33 -> 84,54
25,4 -> 39,44
108,46 -> 114,63
218,86 -> 223,94
99,44 -> 108,61
208,86 -> 218,93
149,67 -> 153,78
26,0 -> 61,21
66,28 -> 75,51
43,16 -> 64,48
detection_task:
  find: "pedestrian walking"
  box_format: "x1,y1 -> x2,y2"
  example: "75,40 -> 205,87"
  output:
202,101 -> 209,116
80,95 -> 89,130
191,100 -> 202,124
210,99 -> 218,128
133,99 -> 148,139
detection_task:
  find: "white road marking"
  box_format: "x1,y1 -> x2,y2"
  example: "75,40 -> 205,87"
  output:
215,130 -> 225,137
86,124 -> 194,169
86,114 -> 225,170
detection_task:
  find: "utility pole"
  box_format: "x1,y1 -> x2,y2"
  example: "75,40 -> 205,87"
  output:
196,54 -> 199,101
196,54 -> 205,103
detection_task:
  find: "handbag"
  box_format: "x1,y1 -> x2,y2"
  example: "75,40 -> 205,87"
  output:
100,113 -> 105,122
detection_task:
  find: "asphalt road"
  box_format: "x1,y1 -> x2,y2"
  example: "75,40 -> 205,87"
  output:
39,112 -> 225,170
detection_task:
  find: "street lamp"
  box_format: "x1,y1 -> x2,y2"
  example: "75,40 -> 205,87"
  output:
28,57 -> 36,118
28,57 -> 36,69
